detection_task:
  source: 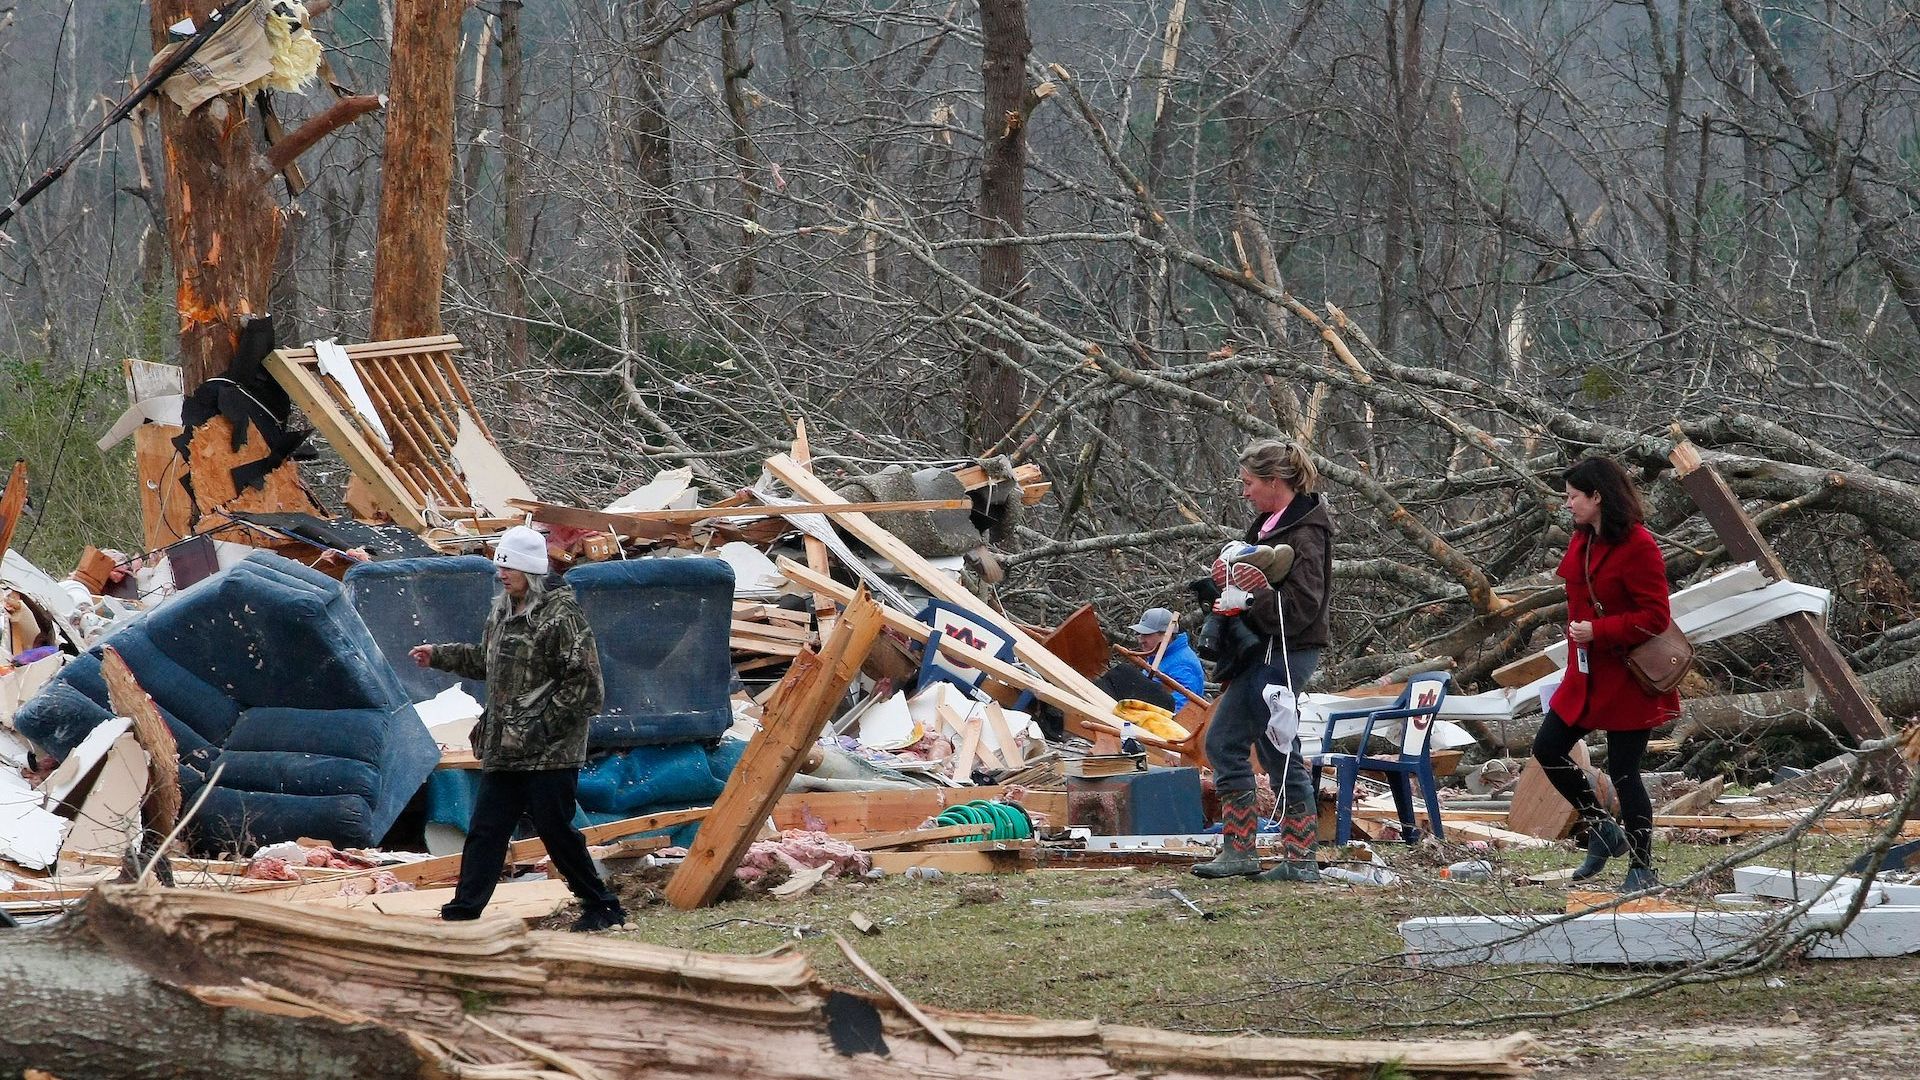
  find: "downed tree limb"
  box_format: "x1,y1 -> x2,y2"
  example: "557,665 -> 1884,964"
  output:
0,885 -> 1539,1079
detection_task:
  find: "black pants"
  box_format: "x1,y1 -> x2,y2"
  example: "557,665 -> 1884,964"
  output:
442,768 -> 619,918
1532,709 -> 1654,868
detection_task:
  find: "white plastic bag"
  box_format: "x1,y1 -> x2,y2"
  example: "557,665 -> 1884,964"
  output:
1263,680 -> 1300,750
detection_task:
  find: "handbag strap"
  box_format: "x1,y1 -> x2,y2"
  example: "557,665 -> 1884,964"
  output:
1581,536 -> 1608,618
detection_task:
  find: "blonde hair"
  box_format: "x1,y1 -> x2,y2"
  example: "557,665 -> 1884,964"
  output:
1238,439 -> 1318,493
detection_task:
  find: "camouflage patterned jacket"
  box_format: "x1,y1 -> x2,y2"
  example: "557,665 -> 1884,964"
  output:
429,583 -> 604,771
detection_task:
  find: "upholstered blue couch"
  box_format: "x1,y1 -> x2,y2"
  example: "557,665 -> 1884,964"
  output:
14,553 -> 438,853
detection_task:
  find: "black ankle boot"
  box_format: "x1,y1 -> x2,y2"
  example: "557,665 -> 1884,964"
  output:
1570,818 -> 1628,882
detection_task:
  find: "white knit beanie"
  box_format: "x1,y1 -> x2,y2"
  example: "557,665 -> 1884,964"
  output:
492,525 -> 550,576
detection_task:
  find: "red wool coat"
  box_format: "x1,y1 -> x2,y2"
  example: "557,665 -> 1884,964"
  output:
1548,523 -> 1681,732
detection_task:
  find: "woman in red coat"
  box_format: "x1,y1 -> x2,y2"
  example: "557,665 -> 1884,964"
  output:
1534,456 -> 1681,892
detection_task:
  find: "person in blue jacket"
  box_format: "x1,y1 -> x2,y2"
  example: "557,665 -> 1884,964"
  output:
1130,607 -> 1207,710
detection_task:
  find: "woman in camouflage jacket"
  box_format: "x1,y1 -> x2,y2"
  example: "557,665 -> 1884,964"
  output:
412,526 -> 627,931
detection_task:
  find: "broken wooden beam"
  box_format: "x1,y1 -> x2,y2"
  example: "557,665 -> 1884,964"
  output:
1670,438 -> 1906,791
776,557 -> 1129,737
766,454 -> 1122,721
791,421 -> 839,635
666,588 -> 885,909
0,459 -> 25,556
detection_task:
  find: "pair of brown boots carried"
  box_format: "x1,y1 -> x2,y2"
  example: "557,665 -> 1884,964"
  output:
1191,789 -> 1320,882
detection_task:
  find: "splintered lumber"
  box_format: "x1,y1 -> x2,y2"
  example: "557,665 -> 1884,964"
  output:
766,455 -> 1122,717
263,348 -> 429,531
777,557 -> 1136,738
389,807 -> 706,887
0,459 -> 25,555
101,647 -> 181,836
513,496 -> 968,526
867,846 -> 1034,875
666,589 -> 885,909
5,885 -> 1537,1079
833,932 -> 965,1056
1657,775 -> 1726,816
1669,438 -> 1906,791
1507,741 -> 1593,840
791,421 -> 838,635
951,460 -> 1051,505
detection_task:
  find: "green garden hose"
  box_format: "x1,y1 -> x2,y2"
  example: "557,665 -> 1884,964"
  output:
934,800 -> 1032,842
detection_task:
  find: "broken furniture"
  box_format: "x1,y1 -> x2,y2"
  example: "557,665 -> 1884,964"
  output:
1066,766 -> 1204,836
264,335 -> 530,531
1312,671 -> 1451,844
344,554 -> 496,704
915,598 -> 1034,714
569,557 -> 735,747
13,553 -> 438,852
348,554 -> 735,747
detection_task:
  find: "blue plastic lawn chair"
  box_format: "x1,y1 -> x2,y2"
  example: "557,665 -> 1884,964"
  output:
1311,671 -> 1451,844
913,599 -> 1033,712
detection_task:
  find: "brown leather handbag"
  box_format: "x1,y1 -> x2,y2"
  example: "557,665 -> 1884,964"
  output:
1584,545 -> 1693,695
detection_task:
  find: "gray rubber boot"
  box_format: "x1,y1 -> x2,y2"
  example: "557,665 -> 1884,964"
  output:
1570,818 -> 1629,882
1193,790 -> 1261,878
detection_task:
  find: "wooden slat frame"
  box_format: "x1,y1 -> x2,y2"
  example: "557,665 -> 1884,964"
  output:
268,335 -> 518,530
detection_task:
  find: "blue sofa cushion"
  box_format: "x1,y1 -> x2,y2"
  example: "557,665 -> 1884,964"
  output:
344,555 -> 496,704
566,558 -> 734,748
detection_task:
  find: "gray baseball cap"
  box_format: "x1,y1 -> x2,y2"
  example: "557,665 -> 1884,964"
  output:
1129,607 -> 1175,635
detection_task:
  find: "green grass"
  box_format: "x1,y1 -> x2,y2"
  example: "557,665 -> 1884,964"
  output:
587,832 -> 1920,1077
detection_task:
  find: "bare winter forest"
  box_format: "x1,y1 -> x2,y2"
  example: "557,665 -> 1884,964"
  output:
2,0 -> 1919,769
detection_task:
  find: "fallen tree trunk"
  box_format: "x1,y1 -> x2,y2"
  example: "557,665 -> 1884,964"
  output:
0,885 -> 1537,1079
0,913 -> 416,1080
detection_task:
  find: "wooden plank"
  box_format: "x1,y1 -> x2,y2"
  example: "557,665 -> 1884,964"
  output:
867,847 -> 1033,875
511,499 -> 690,542
0,459 -> 26,556
1507,740 -> 1590,840
791,420 -> 838,637
102,647 -> 180,837
387,807 -> 706,887
770,786 -> 1064,835
302,878 -> 575,920
950,460 -> 1049,504
731,619 -> 813,643
1491,653 -> 1559,690
776,558 -> 1132,737
264,349 -> 430,531
133,424 -> 195,552
730,637 -> 804,657
766,454 -> 1121,721
949,714 -> 985,780
666,590 -> 885,909
985,701 -> 1025,767
849,823 -> 992,850
274,334 -> 462,360
1670,440 -> 1903,790
507,496 -> 968,530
